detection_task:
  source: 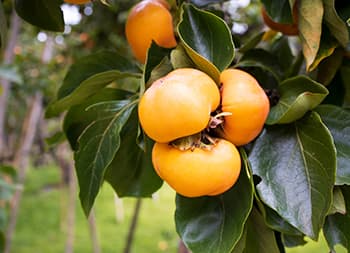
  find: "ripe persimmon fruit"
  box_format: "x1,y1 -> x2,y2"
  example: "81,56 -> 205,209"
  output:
138,68 -> 220,143
261,3 -> 298,36
125,0 -> 177,63
152,138 -> 241,197
219,69 -> 270,146
64,0 -> 90,4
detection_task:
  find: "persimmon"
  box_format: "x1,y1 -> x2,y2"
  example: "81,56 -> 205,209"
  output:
125,0 -> 177,63
261,3 -> 299,36
219,69 -> 270,146
64,0 -> 90,4
138,68 -> 220,143
152,138 -> 241,197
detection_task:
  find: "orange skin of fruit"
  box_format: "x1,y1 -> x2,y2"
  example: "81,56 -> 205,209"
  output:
64,0 -> 90,4
125,0 -> 177,63
138,68 -> 220,143
152,139 -> 241,197
261,4 -> 298,36
220,69 -> 270,146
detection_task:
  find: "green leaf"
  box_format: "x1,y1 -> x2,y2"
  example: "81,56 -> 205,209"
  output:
341,64 -> 350,107
177,3 -> 234,82
298,0 -> 324,71
144,41 -> 173,88
260,0 -> 294,24
235,49 -> 283,82
63,88 -> 132,150
315,105 -> 350,185
323,186 -> 350,252
316,48 -> 344,86
282,234 -> 307,248
323,0 -> 349,48
170,44 -> 195,69
14,0 -> 64,32
189,0 -> 222,7
104,110 -> 163,197
266,76 -> 328,124
75,98 -> 137,216
0,1 -> 7,49
239,32 -> 265,54
57,51 -> 140,100
328,187 -> 346,215
249,112 -> 336,239
46,70 -> 140,117
175,154 -> 254,253
242,208 -> 280,253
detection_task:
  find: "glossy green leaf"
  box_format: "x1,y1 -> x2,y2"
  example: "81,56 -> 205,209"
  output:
189,0 -> 222,7
143,42 -> 173,88
242,208 -> 280,253
75,98 -> 138,216
63,88 -> 132,150
46,70 -> 140,117
282,234 -> 307,248
263,205 -> 303,235
14,0 -> 64,32
323,0 -> 349,48
175,157 -> 254,253
323,186 -> 350,252
178,3 -> 234,82
316,48 -> 344,86
298,0 -> 324,71
235,49 -> 283,82
270,37 -> 295,77
238,32 -> 265,54
315,105 -> 350,185
340,64 -> 350,107
0,1 -> 7,49
57,51 -> 140,100
267,76 -> 328,124
260,0 -> 294,24
104,110 -> 163,197
249,112 -> 336,239
170,45 -> 195,70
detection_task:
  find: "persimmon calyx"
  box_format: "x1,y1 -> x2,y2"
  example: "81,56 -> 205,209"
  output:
208,111 -> 232,129
170,133 -> 218,151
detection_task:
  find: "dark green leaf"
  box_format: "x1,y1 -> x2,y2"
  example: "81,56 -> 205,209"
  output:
75,98 -> 137,216
267,76 -> 328,124
282,234 -> 307,248
57,51 -> 140,100
298,0 -> 324,70
14,0 -> 64,32
249,112 -> 336,239
238,32 -> 265,54
260,0 -> 294,24
0,165 -> 16,179
144,57 -> 173,89
45,131 -> 66,147
46,70 -> 140,117
175,155 -> 254,253
63,88 -> 132,150
178,3 -> 234,82
328,187 -> 346,215
235,49 -> 283,82
189,0 -> 222,7
143,41 -> 173,87
243,208 -> 280,253
315,105 -> 350,185
324,186 -> 350,252
316,48 -> 344,86
104,110 -> 163,197
170,45 -> 195,69
323,0 -> 349,48
270,37 -> 295,77
341,64 -> 350,107
0,1 -> 7,49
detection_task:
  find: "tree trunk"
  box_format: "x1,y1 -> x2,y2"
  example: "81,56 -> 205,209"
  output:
0,10 -> 21,160
64,149 -> 76,253
4,92 -> 43,253
123,198 -> 142,253
88,209 -> 101,253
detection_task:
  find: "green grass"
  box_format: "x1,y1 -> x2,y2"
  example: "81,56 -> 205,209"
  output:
11,165 -> 346,253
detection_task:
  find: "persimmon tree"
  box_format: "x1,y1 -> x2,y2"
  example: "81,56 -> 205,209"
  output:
4,0 -> 350,252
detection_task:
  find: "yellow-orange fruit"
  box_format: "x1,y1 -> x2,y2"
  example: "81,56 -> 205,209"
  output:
152,139 -> 241,197
125,0 -> 177,63
220,69 -> 270,146
138,68 -> 220,143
